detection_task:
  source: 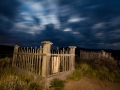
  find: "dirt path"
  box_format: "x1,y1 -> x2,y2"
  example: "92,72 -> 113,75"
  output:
64,77 -> 120,90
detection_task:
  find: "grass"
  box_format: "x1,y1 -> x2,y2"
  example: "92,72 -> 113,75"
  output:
67,64 -> 120,82
50,78 -> 65,90
0,74 -> 42,90
67,57 -> 120,82
67,69 -> 82,81
0,56 -> 120,90
0,57 -> 43,90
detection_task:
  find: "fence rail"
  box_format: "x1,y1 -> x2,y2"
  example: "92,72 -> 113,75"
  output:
80,50 -> 112,60
13,46 -> 43,75
12,41 -> 76,80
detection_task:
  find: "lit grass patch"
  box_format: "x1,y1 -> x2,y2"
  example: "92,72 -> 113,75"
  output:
112,71 -> 120,82
67,69 -> 82,81
29,82 -> 43,90
75,58 -> 120,82
50,78 -> 64,90
0,75 -> 28,90
96,70 -> 109,80
0,74 -> 43,90
78,63 -> 96,77
0,57 -> 43,90
109,72 -> 116,82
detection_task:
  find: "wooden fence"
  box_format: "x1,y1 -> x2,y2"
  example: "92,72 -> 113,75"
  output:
12,41 -> 76,88
80,50 -> 112,60
49,48 -> 75,74
12,46 -> 43,75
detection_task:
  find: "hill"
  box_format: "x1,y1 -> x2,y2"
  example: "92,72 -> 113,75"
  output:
0,45 -> 120,60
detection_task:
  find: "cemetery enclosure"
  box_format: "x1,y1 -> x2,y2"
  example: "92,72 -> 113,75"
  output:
12,41 -> 114,89
80,50 -> 112,60
12,41 -> 76,88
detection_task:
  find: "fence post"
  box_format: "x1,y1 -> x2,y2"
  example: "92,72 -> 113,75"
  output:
12,45 -> 19,67
69,46 -> 76,70
41,41 -> 53,78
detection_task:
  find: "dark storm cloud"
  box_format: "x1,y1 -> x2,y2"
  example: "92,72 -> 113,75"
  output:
5,24 -> 77,48
0,0 -> 21,36
0,0 -> 21,19
0,17 -> 13,33
59,0 -> 120,18
56,0 -> 120,49
32,16 -> 41,26
58,0 -> 120,25
39,24 -> 77,47
0,0 -> 120,49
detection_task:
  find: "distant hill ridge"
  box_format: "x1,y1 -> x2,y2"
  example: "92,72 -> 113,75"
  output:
0,45 -> 14,52
0,45 -> 120,60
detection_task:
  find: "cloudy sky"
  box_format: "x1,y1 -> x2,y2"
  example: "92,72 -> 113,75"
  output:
0,0 -> 120,49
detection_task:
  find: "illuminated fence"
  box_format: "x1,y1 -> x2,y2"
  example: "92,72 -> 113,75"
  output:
12,41 -> 76,88
49,48 -> 73,75
12,46 -> 43,75
80,50 -> 112,60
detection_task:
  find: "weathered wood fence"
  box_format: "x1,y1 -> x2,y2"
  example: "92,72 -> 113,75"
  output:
12,41 -> 76,88
80,50 -> 112,60
12,46 -> 43,75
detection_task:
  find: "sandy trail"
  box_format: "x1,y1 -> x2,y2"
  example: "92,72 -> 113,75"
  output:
64,77 -> 120,90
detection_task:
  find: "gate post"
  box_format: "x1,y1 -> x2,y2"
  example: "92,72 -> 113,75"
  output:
69,46 -> 76,70
41,41 -> 53,78
12,45 -> 19,67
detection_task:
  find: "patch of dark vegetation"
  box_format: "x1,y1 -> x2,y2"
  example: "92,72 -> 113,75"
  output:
0,57 -> 43,90
50,78 -> 65,90
74,57 -> 120,82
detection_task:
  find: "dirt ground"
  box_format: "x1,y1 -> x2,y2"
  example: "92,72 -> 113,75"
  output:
64,77 -> 120,90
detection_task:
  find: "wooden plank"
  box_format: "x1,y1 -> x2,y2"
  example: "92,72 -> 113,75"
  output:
39,48 -> 42,75
22,47 -> 26,69
64,50 -> 67,71
28,49 -> 30,72
19,48 -> 22,68
51,56 -> 54,74
24,48 -> 27,70
21,48 -> 23,69
60,50 -> 63,72
36,50 -> 39,74
32,48 -> 34,73
62,48 -> 65,71
26,49 -> 28,71
34,47 -> 37,74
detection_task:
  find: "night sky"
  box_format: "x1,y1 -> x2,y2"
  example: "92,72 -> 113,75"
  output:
0,0 -> 120,50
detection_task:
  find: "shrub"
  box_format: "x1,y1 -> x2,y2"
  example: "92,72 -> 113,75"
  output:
113,71 -> 120,82
29,82 -> 42,90
109,72 -> 116,82
79,63 -> 96,76
0,75 -> 28,90
75,58 -> 120,82
50,78 -> 64,90
96,70 -> 109,80
67,69 -> 82,81
0,74 -> 43,90
0,57 -> 12,68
